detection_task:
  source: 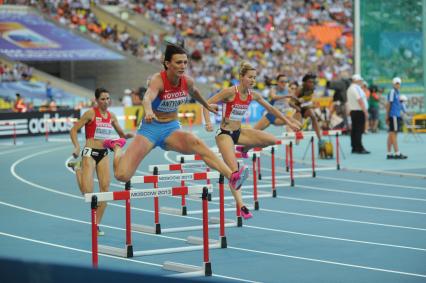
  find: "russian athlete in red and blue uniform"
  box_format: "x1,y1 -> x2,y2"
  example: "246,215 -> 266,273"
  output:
137,70 -> 189,149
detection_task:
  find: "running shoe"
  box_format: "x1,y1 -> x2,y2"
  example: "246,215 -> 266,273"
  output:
97,227 -> 105,236
394,154 -> 408,159
235,145 -> 249,158
386,154 -> 394,159
240,206 -> 253,220
103,138 -> 126,150
67,159 -> 81,171
229,166 -> 249,191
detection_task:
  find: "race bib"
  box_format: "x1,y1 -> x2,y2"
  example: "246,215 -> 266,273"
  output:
94,122 -> 116,140
229,105 -> 249,121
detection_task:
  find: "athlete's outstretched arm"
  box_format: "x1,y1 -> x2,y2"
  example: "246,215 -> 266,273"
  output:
142,73 -> 163,123
202,87 -> 233,131
253,92 -> 301,131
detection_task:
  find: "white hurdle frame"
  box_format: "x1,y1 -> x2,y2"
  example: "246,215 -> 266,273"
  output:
86,185 -> 213,276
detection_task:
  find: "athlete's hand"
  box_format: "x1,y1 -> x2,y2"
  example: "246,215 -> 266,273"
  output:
144,111 -> 157,123
205,123 -> 214,132
207,104 -> 219,115
72,147 -> 80,159
124,132 -> 135,139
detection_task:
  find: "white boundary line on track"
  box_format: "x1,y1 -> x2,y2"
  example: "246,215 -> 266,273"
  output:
1,200 -> 426,279
6,146 -> 426,279
0,143 -> 50,156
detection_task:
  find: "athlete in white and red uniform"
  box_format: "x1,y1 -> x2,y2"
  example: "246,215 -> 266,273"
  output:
70,88 -> 133,235
203,61 -> 301,219
104,44 -> 250,201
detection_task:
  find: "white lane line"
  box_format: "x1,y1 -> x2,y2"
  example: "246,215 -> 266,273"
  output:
260,165 -> 426,191
0,144 -> 53,156
229,245 -> 426,278
1,201 -> 425,279
317,176 -> 426,191
168,151 -> 426,215
271,195 -> 426,215
9,148 -> 426,251
260,208 -> 426,232
298,184 -> 426,202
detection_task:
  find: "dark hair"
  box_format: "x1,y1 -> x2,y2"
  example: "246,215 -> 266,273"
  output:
302,73 -> 317,82
163,43 -> 187,70
95,88 -> 109,99
289,80 -> 299,88
276,74 -> 287,81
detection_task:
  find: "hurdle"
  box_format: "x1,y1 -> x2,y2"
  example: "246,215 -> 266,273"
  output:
176,151 -> 260,226
86,186 -> 213,276
0,121 -> 17,145
147,162 -> 238,245
0,120 -> 27,145
280,130 -> 342,182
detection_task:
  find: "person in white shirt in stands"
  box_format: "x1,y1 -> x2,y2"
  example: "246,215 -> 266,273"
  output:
122,89 -> 133,107
346,74 -> 370,154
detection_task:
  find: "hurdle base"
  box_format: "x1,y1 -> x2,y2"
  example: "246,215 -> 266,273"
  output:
313,171 -> 316,178
98,245 -> 129,258
254,201 -> 259,210
237,216 -> 243,227
337,164 -> 341,170
207,193 -> 212,201
127,245 -> 133,258
182,206 -> 187,215
187,236 -> 219,246
291,179 -> 295,186
163,261 -> 212,277
258,173 -> 262,180
272,190 -> 277,198
220,236 -> 227,248
132,223 -> 161,234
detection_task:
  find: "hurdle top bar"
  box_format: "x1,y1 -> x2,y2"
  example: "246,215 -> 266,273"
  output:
281,130 -> 342,139
85,184 -> 213,202
148,162 -> 210,172
131,171 -> 220,184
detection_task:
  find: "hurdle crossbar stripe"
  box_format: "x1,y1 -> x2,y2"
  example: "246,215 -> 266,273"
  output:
177,152 -> 254,161
148,162 -> 210,172
85,185 -> 213,202
131,172 -> 220,184
281,130 -> 342,139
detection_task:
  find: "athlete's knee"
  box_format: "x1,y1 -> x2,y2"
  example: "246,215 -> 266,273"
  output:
114,170 -> 130,182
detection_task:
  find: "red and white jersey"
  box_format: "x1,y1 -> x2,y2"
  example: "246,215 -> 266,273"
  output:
85,107 -> 115,140
222,86 -> 252,121
151,70 -> 189,113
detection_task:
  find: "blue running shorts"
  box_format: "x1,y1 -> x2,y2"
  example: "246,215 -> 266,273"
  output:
137,119 -> 181,150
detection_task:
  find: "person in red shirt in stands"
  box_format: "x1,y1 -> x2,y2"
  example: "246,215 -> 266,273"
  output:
13,93 -> 27,113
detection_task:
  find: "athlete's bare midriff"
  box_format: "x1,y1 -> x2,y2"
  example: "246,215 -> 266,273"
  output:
153,110 -> 179,123
220,118 -> 242,132
84,138 -> 104,150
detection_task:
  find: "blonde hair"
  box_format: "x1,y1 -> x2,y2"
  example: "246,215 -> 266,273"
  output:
239,61 -> 256,77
